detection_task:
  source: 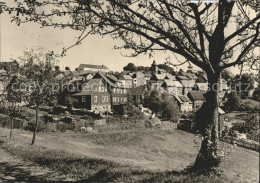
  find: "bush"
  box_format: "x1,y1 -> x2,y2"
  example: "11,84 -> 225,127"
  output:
161,95 -> 180,122
224,92 -> 240,112
238,99 -> 259,111
252,89 -> 260,101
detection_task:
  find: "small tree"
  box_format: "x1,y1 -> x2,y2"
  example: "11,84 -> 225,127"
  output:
4,65 -> 23,139
240,73 -> 254,98
20,50 -> 56,145
161,94 -> 180,122
143,90 -> 162,115
252,89 -> 260,101
224,91 -> 240,112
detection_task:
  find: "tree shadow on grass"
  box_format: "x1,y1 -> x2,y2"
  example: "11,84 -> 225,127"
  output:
0,162 -> 56,182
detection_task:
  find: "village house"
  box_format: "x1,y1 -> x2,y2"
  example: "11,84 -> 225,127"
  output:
73,78 -> 111,112
196,83 -> 208,93
161,80 -> 183,96
187,91 -> 206,111
185,73 -> 198,80
144,72 -> 152,83
179,80 -> 196,95
174,95 -> 193,113
132,71 -> 146,87
77,64 -> 110,73
92,73 -> 128,114
176,75 -> 190,81
196,73 -> 208,83
149,73 -> 167,90
129,85 -> 146,105
117,74 -> 133,88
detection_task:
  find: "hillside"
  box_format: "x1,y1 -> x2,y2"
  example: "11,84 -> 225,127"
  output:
0,122 -> 258,182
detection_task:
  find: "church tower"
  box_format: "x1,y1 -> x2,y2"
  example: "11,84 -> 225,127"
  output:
151,60 -> 158,74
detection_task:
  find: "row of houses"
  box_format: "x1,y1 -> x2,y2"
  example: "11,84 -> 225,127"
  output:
55,62 -> 227,114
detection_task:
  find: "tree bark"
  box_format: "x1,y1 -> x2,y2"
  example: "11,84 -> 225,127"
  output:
31,106 -> 39,145
194,74 -> 221,170
10,117 -> 14,139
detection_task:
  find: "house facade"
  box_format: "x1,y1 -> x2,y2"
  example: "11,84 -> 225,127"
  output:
73,78 -> 111,112
132,72 -> 146,87
187,91 -> 206,111
174,95 -> 193,113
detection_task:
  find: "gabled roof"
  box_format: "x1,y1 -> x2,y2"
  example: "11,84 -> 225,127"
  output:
177,75 -> 190,80
93,73 -> 115,87
73,78 -> 103,96
186,73 -> 198,80
163,80 -> 183,88
179,80 -> 196,88
129,85 -> 146,95
165,75 -> 176,80
123,74 -> 132,80
196,83 -> 208,91
175,95 -> 192,104
151,74 -> 167,80
78,64 -> 109,70
106,74 -> 119,83
144,72 -> 152,77
188,91 -> 205,101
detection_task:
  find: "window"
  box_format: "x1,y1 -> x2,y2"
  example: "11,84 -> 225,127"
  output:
121,89 -> 123,94
105,96 -> 109,102
121,97 -> 123,102
124,97 -> 127,102
94,96 -> 97,103
102,96 -> 105,102
124,89 -> 127,94
113,97 -> 116,102
117,97 -> 120,102
101,87 -> 104,92
82,96 -> 86,102
98,87 -> 101,92
117,88 -> 120,93
113,88 -> 116,93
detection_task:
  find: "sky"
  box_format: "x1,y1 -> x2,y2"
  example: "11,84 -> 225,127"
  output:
0,1 -> 257,74
0,10 -> 183,72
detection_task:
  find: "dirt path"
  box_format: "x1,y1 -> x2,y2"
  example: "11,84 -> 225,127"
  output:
0,145 -> 74,182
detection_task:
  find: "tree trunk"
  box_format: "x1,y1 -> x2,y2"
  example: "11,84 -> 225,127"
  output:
10,117 -> 14,139
31,106 -> 39,145
194,74 -> 221,170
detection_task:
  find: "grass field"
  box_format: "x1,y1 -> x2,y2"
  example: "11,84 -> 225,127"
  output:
0,119 -> 259,182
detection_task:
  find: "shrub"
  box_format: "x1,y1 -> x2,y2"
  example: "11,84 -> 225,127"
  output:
238,99 -> 259,111
224,92 -> 240,112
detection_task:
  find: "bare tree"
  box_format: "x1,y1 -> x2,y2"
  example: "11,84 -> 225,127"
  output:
1,0 -> 259,170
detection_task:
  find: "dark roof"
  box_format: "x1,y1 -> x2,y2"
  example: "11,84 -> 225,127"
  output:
73,78 -> 103,96
179,80 -> 196,88
78,64 -> 109,70
186,73 -> 198,80
178,95 -> 191,103
129,86 -> 146,95
93,73 -> 116,87
177,76 -> 190,80
188,91 -> 205,101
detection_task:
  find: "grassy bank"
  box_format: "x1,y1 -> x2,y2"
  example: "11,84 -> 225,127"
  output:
0,139 -> 232,183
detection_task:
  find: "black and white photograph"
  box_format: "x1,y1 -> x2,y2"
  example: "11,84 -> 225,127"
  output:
0,0 -> 259,182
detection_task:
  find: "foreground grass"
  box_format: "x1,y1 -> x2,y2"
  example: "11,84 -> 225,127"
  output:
0,139 -> 233,183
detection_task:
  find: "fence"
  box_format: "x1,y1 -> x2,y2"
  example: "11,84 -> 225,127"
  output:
0,114 -> 107,132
